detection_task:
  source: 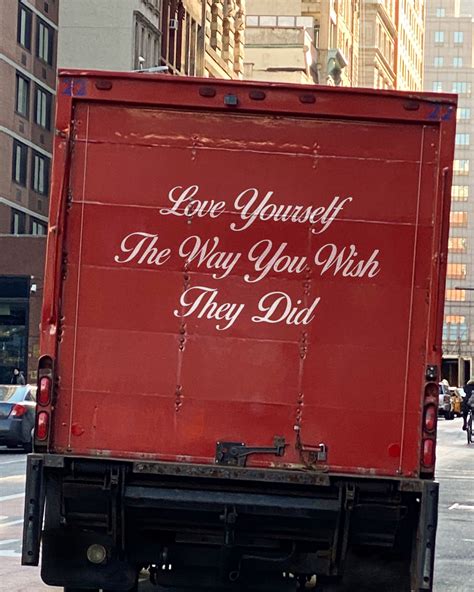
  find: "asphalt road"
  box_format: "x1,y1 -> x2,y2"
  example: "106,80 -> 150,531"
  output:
0,418 -> 472,591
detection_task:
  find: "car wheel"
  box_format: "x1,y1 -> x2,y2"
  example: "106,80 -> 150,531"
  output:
23,440 -> 32,453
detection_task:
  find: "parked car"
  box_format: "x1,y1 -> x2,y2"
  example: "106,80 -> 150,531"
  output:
0,384 -> 37,451
439,382 -> 454,420
449,387 -> 464,417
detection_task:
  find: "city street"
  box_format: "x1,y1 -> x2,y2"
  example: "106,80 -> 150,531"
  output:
0,418 -> 472,592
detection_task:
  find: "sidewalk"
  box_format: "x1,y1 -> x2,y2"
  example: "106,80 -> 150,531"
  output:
0,557 -> 59,592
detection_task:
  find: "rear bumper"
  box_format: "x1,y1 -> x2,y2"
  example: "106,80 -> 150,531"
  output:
0,418 -> 24,444
23,454 -> 438,591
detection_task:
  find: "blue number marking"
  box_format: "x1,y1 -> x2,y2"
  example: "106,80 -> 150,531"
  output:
428,104 -> 440,120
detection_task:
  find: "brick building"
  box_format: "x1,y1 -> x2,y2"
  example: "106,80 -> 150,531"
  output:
0,0 -> 58,383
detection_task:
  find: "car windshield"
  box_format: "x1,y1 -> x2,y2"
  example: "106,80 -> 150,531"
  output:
0,385 -> 29,403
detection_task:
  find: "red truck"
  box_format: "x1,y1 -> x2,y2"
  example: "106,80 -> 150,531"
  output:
22,71 -> 456,592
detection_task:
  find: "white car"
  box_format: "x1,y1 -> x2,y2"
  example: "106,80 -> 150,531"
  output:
438,382 -> 454,420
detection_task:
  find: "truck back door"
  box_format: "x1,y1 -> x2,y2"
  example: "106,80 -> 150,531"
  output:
42,73 -> 456,478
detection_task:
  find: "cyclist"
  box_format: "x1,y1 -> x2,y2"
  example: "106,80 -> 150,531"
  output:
462,379 -> 474,430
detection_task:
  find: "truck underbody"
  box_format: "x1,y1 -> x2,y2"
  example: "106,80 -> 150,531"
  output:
23,454 -> 437,592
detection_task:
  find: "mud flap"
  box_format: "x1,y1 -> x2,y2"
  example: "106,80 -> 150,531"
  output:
21,454 -> 45,566
413,480 -> 438,591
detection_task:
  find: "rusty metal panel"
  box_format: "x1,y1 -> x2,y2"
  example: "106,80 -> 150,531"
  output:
42,72 -> 457,478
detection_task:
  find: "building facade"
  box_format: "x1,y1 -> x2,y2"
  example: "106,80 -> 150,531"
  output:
203,0 -> 245,78
244,0 -> 318,84
358,0 -> 424,91
58,0 -> 244,79
358,0 -> 397,89
424,0 -> 474,385
302,0 -> 360,86
245,0 -> 424,91
396,0 -> 424,90
0,0 -> 58,383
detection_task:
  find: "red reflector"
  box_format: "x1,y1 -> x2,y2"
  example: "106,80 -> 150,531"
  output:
10,404 -> 27,418
36,411 -> 49,441
38,376 -> 52,406
424,405 -> 437,432
424,382 -> 438,399
422,438 -> 435,467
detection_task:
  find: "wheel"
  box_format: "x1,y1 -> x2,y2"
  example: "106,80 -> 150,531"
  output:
63,589 -> 98,592
23,440 -> 32,453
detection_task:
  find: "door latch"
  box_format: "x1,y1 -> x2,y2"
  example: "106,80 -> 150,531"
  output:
215,436 -> 287,467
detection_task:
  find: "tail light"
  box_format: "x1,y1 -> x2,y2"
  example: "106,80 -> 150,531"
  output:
35,354 -> 54,450
38,376 -> 52,406
422,438 -> 435,467
421,379 -> 438,476
10,404 -> 27,418
424,404 -> 437,432
424,382 -> 438,399
36,411 -> 49,441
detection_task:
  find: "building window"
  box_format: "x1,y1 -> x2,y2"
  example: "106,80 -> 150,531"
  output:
453,57 -> 463,68
184,15 -> 199,76
443,318 -> 468,342
432,81 -> 443,92
448,237 -> 467,252
210,0 -> 219,50
446,289 -> 466,301
450,211 -> 468,226
134,13 -> 161,70
434,31 -> 445,43
453,160 -> 469,175
451,185 -> 469,201
452,82 -> 471,94
434,56 -> 444,67
10,210 -> 26,235
34,86 -> 52,129
435,8 -> 445,17
31,219 -> 47,235
12,140 -> 28,186
15,73 -> 30,118
159,2 -> 192,75
454,31 -> 464,44
36,18 -> 54,65
0,277 -> 30,383
455,133 -> 470,146
31,153 -> 49,195
446,263 -> 467,279
17,2 -> 33,50
457,108 -> 471,120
